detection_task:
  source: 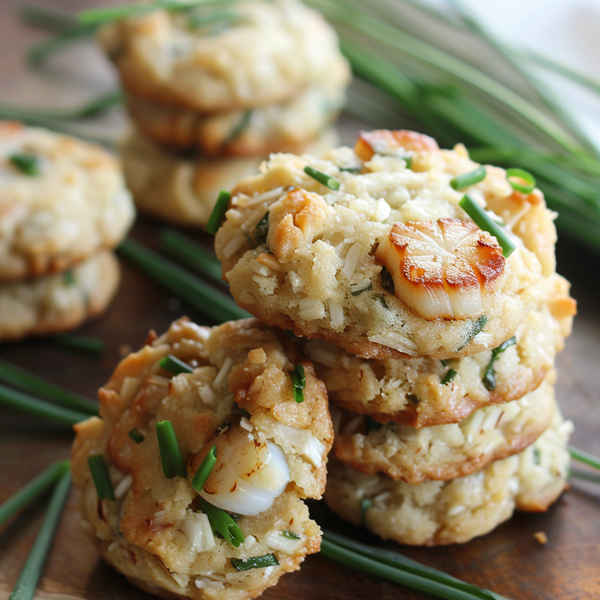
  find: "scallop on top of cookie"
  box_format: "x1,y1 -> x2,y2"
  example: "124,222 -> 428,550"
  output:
99,0 -> 351,112
71,318 -> 333,600
0,121 -> 135,281
215,130 -> 553,360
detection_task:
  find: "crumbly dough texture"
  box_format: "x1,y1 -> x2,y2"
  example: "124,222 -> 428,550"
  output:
302,273 -> 575,427
332,377 -> 555,483
121,127 -> 338,227
71,318 -> 333,600
324,409 -> 572,546
0,121 -> 135,281
0,250 -> 120,342
216,130 -> 551,360
126,80 -> 348,156
99,0 -> 351,112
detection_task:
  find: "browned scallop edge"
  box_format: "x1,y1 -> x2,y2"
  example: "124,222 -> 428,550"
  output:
333,399 -> 554,484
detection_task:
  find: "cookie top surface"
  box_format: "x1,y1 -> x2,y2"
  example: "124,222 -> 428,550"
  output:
216,130 -> 553,360
71,318 -> 333,600
0,122 -> 135,281
100,0 -> 351,112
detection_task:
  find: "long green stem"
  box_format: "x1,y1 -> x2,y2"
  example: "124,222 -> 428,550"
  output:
52,334 -> 106,357
28,23 -> 97,66
9,468 -> 72,600
569,446 -> 600,470
0,461 -> 70,527
19,5 -> 78,31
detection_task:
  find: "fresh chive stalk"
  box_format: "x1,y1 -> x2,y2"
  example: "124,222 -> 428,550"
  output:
128,428 -> 145,444
205,190 -> 232,234
224,109 -> 252,142
191,445 -> 217,491
159,355 -> 194,375
9,153 -> 39,176
159,229 -> 224,286
0,383 -> 89,426
304,165 -> 341,190
482,336 -> 517,391
231,554 -> 279,571
450,166 -> 487,190
505,168 -> 536,194
0,358 -> 98,415
156,420 -> 188,479
8,468 -> 71,600
88,455 -> 115,501
569,469 -> 600,485
28,23 -> 97,66
290,364 -> 306,403
198,498 -> 245,547
52,334 -> 105,357
568,446 -> 600,471
19,5 -> 79,31
441,369 -> 457,385
459,195 -> 515,257
0,460 -> 70,527
117,238 -> 249,323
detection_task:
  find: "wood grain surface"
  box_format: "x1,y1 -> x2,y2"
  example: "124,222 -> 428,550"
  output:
1,2 -> 600,599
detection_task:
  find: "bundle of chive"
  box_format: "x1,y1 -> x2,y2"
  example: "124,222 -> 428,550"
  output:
80,0 -> 351,228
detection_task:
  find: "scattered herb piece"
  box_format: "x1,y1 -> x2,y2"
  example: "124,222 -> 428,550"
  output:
156,420 -> 187,479
533,448 -> 541,465
407,394 -> 420,405
9,153 -> 39,176
440,359 -> 449,367
128,429 -> 145,444
251,212 -> 269,245
215,420 -> 231,435
231,554 -> 279,571
290,364 -> 306,403
456,314 -> 488,351
339,165 -> 362,173
360,498 -> 372,526
159,355 -> 193,375
506,168 -> 536,194
304,165 -> 340,190
381,267 -> 395,293
282,530 -> 301,540
205,190 -> 231,234
374,294 -> 389,310
198,498 -> 245,547
351,281 -> 373,296
62,269 -> 74,286
450,166 -> 487,190
225,109 -> 252,143
88,454 -> 115,501
482,336 -> 516,391
191,445 -> 217,492
441,369 -> 457,385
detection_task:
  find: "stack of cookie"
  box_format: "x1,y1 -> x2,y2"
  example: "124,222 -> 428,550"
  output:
98,0 -> 350,227
214,128 -> 577,545
0,121 -> 135,343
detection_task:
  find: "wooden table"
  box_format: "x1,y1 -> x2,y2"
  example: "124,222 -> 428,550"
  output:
1,2 -> 599,599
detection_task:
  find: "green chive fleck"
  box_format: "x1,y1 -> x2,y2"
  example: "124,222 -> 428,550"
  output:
457,314 -> 488,351
450,166 -> 487,190
62,269 -> 74,286
191,445 -> 217,492
199,498 -> 245,547
88,454 -> 115,501
506,168 -> 536,194
128,428 -> 145,444
225,109 -> 252,143
482,336 -> 516,391
304,165 -> 340,190
290,364 -> 306,403
441,368 -> 457,385
440,359 -> 449,367
251,212 -> 269,245
231,554 -> 279,571
9,153 -> 40,176
339,165 -> 362,174
156,420 -> 187,479
205,190 -> 231,234
159,354 -> 193,375
360,497 -> 372,526
281,530 -> 301,540
533,448 -> 541,465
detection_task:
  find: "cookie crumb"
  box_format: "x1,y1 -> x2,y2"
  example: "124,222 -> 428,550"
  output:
533,531 -> 548,544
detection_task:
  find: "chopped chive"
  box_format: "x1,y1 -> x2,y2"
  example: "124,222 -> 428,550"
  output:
159,355 -> 194,375
360,497 -> 372,526
533,448 -> 541,465
8,467 -> 71,600
482,336 -> 516,391
225,109 -> 252,143
374,294 -> 389,310
506,168 -> 536,194
62,269 -> 74,286
88,455 -> 115,501
231,554 -> 279,571
366,416 -> 383,433
440,359 -> 449,367
457,314 -> 488,351
403,155 -> 413,169
351,281 -> 372,296
118,238 -> 250,323
215,420 -> 231,435
156,420 -> 187,479
381,267 -> 395,293
568,446 -> 600,471
290,364 -> 306,403
128,429 -> 145,444
304,165 -> 341,190
0,460 -> 70,527
340,165 -> 362,173
52,334 -> 105,357
0,383 -> 89,426
450,166 -> 487,190
191,445 -> 217,492
159,229 -> 224,287
441,368 -> 457,385
251,212 -> 270,245
459,195 -> 515,258
198,498 -> 245,547
0,358 -> 98,415
281,530 -> 301,540
9,153 -> 39,176
205,190 -> 231,234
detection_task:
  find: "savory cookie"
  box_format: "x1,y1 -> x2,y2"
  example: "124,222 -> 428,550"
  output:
99,0 -> 350,112
0,250 -> 120,343
121,127 -> 338,227
216,130 -> 552,360
331,376 -> 555,483
126,80 -> 348,156
324,408 -> 572,546
303,273 -> 576,427
71,318 -> 333,600
0,121 -> 135,281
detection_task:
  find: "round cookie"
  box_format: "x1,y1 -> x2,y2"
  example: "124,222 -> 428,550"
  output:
71,318 -> 333,600
303,273 -> 576,427
126,81 -> 348,156
331,376 -> 555,484
0,121 -> 135,281
0,250 -> 120,343
121,127 -> 338,228
216,130 -> 551,360
324,408 -> 572,546
99,0 -> 351,112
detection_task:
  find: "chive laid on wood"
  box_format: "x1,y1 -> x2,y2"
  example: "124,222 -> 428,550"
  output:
191,445 -> 217,492
459,195 -> 515,258
205,190 -> 231,234
304,165 -> 340,190
450,166 -> 487,190
8,467 -> 71,600
568,446 -> 600,471
156,420 -> 188,479
198,498 -> 245,547
52,334 -> 105,357
506,168 -> 536,194
231,554 -> 279,571
88,455 -> 115,501
159,355 -> 194,375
